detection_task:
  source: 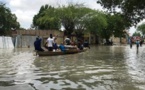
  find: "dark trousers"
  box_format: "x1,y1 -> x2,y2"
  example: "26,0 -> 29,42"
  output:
137,44 -> 139,49
48,47 -> 53,51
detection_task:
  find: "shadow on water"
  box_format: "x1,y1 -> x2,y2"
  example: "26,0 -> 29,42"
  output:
0,45 -> 145,90
0,81 -> 15,86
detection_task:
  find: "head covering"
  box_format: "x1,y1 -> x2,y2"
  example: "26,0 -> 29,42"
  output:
36,37 -> 39,40
50,34 -> 53,38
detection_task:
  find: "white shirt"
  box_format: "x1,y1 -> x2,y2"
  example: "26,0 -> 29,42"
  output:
65,37 -> 70,43
65,37 -> 70,41
47,37 -> 54,47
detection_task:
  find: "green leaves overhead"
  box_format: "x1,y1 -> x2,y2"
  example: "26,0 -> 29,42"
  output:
85,11 -> 107,34
33,5 -> 60,30
0,2 -> 20,35
97,0 -> 145,25
58,5 -> 76,35
137,23 -> 145,35
132,31 -> 141,37
33,3 -> 129,40
59,5 -> 94,36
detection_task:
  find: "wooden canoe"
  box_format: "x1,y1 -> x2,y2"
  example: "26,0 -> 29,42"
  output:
36,48 -> 87,56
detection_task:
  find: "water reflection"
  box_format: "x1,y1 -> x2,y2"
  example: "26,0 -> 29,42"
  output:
0,45 -> 145,90
124,46 -> 145,90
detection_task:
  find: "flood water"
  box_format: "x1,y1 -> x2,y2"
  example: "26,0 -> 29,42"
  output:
0,45 -> 145,90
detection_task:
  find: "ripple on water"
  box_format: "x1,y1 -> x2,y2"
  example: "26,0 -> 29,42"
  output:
0,46 -> 145,90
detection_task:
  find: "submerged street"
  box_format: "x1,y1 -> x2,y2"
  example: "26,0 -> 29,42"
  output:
0,45 -> 145,90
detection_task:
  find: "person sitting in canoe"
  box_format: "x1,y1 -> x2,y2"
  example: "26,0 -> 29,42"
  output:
83,40 -> 90,49
77,41 -> 84,50
64,36 -> 71,45
59,43 -> 66,52
34,36 -> 44,51
53,36 -> 58,51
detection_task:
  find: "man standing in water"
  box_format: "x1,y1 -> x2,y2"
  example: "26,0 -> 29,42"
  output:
46,34 -> 54,51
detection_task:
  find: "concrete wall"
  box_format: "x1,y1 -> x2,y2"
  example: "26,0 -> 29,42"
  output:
0,36 -> 14,48
12,30 -> 98,47
12,30 -> 64,48
15,35 -> 37,48
112,37 -> 127,44
12,30 -> 64,37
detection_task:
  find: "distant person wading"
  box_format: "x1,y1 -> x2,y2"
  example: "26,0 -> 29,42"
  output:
136,40 -> 140,50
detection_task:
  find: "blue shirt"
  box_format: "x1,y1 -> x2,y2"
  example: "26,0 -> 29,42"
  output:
136,41 -> 140,45
34,38 -> 44,51
59,44 -> 66,52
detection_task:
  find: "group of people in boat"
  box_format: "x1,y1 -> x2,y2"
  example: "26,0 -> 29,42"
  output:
34,34 -> 90,52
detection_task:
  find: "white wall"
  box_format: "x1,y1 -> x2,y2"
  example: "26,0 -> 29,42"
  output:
15,35 -> 37,48
0,36 -> 14,48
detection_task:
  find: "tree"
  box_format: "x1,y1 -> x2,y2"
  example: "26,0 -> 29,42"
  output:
87,12 -> 129,44
0,2 -> 20,35
85,11 -> 107,35
97,0 -> 145,25
84,10 -> 107,44
107,14 -> 130,37
33,4 -> 96,39
137,23 -> 145,35
33,5 -> 60,30
132,31 -> 141,36
104,13 -> 130,44
72,5 -> 94,40
57,4 -> 92,39
58,4 -> 78,37
58,4 -> 129,43
59,4 -> 106,40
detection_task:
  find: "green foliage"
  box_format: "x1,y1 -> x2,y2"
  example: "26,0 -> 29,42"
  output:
33,3 -> 131,42
73,6 -> 94,38
97,0 -> 145,25
132,32 -> 141,36
33,5 -> 60,30
0,2 -> 20,35
106,14 -> 128,38
58,4 -> 94,38
58,5 -> 75,35
85,11 -> 107,35
91,13 -> 128,39
137,23 -> 145,35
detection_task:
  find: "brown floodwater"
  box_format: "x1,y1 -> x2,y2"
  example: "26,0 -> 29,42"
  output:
0,45 -> 145,90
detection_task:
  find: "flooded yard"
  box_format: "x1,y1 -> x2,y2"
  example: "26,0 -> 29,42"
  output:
0,45 -> 145,90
